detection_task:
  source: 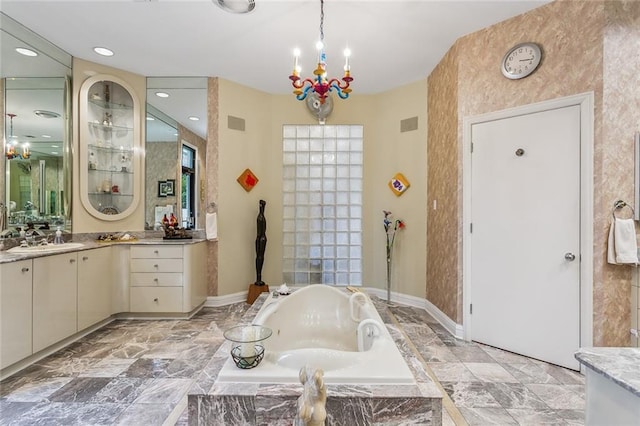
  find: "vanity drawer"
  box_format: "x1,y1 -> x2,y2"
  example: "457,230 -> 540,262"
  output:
130,245 -> 183,259
130,258 -> 183,273
130,287 -> 182,312
130,272 -> 182,287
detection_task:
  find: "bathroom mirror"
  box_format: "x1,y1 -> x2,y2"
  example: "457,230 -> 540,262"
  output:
1,13 -> 72,235
145,77 -> 207,230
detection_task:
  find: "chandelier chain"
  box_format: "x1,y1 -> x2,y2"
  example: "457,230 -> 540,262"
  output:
319,0 -> 324,43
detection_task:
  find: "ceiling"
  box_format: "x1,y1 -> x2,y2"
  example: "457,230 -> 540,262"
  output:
1,0 -> 550,96
2,1 -> 551,152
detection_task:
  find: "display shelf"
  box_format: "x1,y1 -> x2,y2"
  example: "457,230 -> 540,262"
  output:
79,74 -> 141,221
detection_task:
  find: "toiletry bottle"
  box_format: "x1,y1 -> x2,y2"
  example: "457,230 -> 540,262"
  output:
169,213 -> 178,227
53,227 -> 64,244
162,214 -> 170,227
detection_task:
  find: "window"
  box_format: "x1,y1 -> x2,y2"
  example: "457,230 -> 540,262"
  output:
181,144 -> 196,229
282,125 -> 363,286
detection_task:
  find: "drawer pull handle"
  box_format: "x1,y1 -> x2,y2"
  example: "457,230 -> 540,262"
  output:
153,278 -> 159,282
154,250 -> 159,254
21,267 -> 30,273
70,259 -> 76,263
82,256 -> 89,261
154,264 -> 159,268
153,298 -> 159,302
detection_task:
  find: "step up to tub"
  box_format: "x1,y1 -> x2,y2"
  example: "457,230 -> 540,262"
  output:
188,288 -> 443,425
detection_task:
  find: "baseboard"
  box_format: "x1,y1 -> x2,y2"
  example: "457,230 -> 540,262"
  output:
205,291 -> 248,307
423,297 -> 464,340
365,287 -> 464,340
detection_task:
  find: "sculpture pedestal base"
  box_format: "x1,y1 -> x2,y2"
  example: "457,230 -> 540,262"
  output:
247,283 -> 270,304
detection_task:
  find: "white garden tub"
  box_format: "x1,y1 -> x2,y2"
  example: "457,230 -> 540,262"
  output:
216,285 -> 415,384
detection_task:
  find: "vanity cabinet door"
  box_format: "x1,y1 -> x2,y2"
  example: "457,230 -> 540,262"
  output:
79,74 -> 141,221
78,247 -> 113,330
33,253 -> 78,353
0,260 -> 33,369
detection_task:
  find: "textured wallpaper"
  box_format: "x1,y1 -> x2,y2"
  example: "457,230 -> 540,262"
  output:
599,0 -> 640,346
427,45 -> 460,322
206,77 -> 220,296
145,142 -> 178,228
426,0 -> 639,345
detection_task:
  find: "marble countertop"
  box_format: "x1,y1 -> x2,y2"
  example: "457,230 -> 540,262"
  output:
575,347 -> 640,397
0,237 -> 207,264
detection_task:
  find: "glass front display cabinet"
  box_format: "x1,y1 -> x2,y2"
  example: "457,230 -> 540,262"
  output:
79,75 -> 141,220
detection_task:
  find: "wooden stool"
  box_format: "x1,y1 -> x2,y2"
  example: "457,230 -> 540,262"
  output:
247,283 -> 270,304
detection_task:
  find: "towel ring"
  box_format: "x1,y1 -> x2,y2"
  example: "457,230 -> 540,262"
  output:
613,200 -> 634,219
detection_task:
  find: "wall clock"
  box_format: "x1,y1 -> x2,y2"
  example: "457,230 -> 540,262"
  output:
501,42 -> 542,80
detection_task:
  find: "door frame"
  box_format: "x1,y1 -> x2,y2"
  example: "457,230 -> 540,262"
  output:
462,92 -> 594,351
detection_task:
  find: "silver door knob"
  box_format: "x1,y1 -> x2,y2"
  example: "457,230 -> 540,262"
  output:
564,253 -> 576,261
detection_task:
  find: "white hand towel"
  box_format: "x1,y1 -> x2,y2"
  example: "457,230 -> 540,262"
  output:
206,212 -> 218,240
613,218 -> 638,265
607,220 -> 617,264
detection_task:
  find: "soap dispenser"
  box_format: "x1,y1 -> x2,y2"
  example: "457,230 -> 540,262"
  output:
53,227 -> 64,245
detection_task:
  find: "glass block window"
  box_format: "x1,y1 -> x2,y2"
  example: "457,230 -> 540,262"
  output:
282,125 -> 363,286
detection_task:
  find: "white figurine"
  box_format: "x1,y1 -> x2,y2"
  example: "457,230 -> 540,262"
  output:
295,366 -> 327,426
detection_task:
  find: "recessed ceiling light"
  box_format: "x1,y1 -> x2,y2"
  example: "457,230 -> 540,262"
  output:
146,116 -> 155,121
42,135 -> 52,138
188,116 -> 200,121
16,47 -> 38,57
155,92 -> 169,98
51,144 -> 59,148
93,47 -> 114,57
51,152 -> 59,155
173,133 -> 179,136
34,110 -> 61,119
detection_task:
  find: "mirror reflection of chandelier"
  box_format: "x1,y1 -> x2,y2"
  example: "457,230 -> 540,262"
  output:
5,113 -> 30,160
288,0 -> 353,105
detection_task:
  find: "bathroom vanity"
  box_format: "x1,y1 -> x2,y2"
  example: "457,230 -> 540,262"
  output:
575,347 -> 640,425
0,239 -> 207,376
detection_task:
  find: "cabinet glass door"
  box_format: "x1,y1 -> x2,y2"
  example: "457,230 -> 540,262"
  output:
79,75 -> 141,220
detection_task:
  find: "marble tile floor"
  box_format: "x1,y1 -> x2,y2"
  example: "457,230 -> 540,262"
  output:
0,300 -> 585,425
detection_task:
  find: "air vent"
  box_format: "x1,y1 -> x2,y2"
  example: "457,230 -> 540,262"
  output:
228,115 -> 246,131
400,116 -> 418,133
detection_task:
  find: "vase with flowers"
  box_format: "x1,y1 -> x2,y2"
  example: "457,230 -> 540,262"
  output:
383,210 -> 405,302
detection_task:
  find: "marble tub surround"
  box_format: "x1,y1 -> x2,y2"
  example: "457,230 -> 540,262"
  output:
575,347 -> 640,396
188,291 -> 444,425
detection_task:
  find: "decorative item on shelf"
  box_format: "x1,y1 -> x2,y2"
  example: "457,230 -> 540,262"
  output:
383,210 -> 405,303
237,168 -> 259,192
96,232 -> 136,242
223,325 -> 272,369
288,0 -> 353,106
102,112 -> 112,127
388,173 -> 410,196
88,150 -> 98,170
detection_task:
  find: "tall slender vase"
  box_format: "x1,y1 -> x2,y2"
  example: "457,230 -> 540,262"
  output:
386,253 -> 392,303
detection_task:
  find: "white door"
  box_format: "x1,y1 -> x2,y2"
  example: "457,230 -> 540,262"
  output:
470,105 -> 581,370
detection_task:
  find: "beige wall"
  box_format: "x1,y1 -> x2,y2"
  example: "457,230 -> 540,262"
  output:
212,79 -> 428,298
72,58 -> 147,233
426,0 -> 640,346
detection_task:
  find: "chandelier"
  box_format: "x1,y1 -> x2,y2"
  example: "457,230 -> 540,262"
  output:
5,114 -> 30,160
289,0 -> 353,104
